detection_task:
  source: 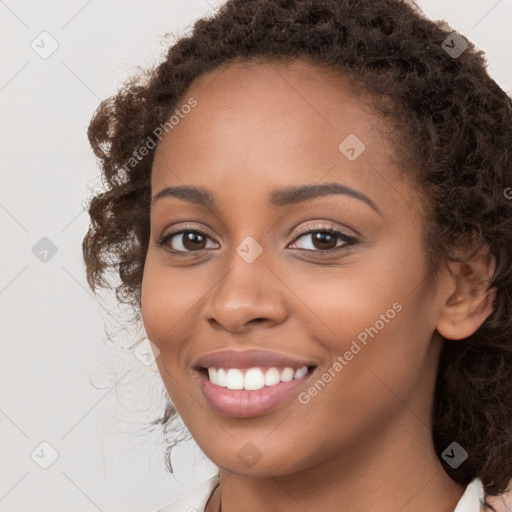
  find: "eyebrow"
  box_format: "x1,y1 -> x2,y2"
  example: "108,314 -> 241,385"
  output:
152,182 -> 382,216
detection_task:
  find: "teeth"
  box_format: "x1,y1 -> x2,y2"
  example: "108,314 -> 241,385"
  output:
264,367 -> 281,386
244,368 -> 265,390
216,368 -> 227,387
226,369 -> 244,390
207,365 -> 309,389
280,367 -> 294,382
294,366 -> 308,379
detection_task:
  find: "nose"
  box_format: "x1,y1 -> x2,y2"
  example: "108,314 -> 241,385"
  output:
206,256 -> 289,334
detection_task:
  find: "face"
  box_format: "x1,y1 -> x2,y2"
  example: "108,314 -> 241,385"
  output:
141,59 -> 445,476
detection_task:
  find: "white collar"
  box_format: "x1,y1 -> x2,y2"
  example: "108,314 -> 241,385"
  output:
453,478 -> 485,512
155,475 -> 485,512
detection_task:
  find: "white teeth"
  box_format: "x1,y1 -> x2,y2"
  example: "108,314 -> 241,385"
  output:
264,367 -> 281,386
294,366 -> 308,379
244,368 -> 265,390
216,368 -> 227,387
207,365 -> 309,389
226,369 -> 244,390
280,367 -> 294,382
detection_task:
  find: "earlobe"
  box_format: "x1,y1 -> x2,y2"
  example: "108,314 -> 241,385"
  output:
435,246 -> 496,341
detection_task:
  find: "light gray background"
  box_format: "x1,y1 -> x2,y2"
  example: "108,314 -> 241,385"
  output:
1,1 -> 511,511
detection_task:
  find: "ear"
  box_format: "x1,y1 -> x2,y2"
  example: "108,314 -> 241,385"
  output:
436,245 -> 497,340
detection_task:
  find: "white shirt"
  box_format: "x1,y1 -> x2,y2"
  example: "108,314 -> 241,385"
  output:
154,474 -> 486,512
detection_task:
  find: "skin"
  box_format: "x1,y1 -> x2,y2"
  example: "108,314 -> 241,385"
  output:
140,59 -> 495,512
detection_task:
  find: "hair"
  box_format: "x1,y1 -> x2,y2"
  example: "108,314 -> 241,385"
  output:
82,0 -> 512,504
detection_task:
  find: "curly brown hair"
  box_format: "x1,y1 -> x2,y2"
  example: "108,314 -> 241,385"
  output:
82,0 -> 512,502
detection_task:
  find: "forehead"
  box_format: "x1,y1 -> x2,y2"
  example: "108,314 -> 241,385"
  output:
150,59 -> 407,214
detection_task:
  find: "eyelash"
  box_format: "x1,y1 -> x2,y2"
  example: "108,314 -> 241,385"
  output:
156,223 -> 358,256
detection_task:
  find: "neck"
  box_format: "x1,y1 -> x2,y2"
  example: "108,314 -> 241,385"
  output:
207,412 -> 465,512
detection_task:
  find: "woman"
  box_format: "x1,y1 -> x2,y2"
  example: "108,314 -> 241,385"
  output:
82,0 -> 512,510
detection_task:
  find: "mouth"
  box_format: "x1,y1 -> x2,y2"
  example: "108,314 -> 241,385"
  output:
198,365 -> 316,389
196,363 -> 318,418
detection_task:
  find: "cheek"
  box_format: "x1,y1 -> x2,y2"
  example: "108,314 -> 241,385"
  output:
140,251 -> 217,368
288,304 -> 435,459
140,255 -> 199,399
140,258 -> 164,343
140,252 -> 187,346
304,252 -> 424,348
303,241 -> 436,401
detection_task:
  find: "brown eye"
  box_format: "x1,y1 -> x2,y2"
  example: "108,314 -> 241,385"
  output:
180,231 -> 208,251
157,229 -> 218,253
288,226 -> 357,254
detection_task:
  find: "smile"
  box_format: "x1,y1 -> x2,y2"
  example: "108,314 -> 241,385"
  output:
207,366 -> 309,390
197,365 -> 317,418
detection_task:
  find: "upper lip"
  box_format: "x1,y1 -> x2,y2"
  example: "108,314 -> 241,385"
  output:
194,349 -> 318,370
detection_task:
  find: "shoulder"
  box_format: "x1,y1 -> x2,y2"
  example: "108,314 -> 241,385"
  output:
153,474 -> 220,512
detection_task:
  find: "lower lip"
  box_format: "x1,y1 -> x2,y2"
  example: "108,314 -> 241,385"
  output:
197,370 -> 314,418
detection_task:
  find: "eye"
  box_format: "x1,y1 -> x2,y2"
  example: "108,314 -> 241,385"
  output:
156,222 -> 358,256
156,226 -> 218,254
287,224 -> 357,254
